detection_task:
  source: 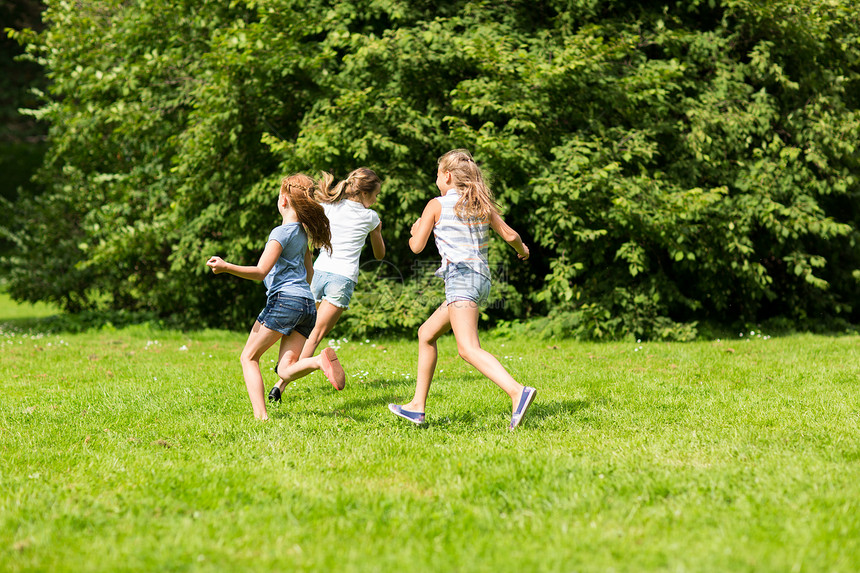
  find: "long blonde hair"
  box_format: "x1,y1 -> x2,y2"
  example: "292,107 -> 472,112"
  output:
316,167 -> 381,204
437,149 -> 498,221
280,174 -> 332,255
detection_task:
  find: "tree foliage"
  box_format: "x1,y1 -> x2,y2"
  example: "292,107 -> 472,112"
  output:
1,0 -> 46,262
6,0 -> 860,338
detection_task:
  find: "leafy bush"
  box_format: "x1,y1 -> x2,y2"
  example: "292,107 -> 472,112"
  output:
5,0 -> 859,339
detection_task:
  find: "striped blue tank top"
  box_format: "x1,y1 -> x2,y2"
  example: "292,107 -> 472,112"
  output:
433,190 -> 491,279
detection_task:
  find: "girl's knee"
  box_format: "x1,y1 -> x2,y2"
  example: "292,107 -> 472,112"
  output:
457,344 -> 478,364
239,349 -> 256,366
418,324 -> 437,345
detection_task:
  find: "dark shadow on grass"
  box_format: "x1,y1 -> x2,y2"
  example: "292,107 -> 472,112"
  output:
343,377 -> 417,391
270,390 -> 595,428
0,310 -> 162,334
417,398 -> 593,429
265,378 -> 419,422
530,398 -> 592,418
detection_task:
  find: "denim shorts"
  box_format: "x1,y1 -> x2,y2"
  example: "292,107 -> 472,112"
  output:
443,263 -> 491,306
256,293 -> 316,338
310,270 -> 356,309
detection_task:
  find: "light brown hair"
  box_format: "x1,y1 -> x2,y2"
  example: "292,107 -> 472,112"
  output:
316,167 -> 381,204
437,149 -> 498,221
280,173 -> 332,254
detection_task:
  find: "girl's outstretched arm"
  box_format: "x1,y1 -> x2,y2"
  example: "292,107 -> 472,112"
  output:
369,223 -> 386,260
207,240 -> 283,280
409,199 -> 441,254
489,210 -> 530,260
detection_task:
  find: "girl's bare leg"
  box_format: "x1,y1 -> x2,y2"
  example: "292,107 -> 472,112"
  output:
239,321 -> 285,420
447,300 -> 525,409
276,351 -> 333,384
300,300 -> 345,359
403,302 -> 451,412
274,301 -> 344,393
272,332 -> 308,389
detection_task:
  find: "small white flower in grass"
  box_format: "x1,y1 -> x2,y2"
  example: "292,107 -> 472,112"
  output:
179,345 -> 188,351
365,339 -> 370,343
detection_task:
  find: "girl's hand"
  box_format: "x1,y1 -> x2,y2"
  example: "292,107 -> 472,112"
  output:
518,244 -> 530,260
206,256 -> 226,274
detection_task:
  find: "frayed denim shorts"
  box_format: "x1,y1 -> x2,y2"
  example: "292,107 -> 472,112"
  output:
443,263 -> 491,306
256,293 -> 316,338
310,270 -> 356,309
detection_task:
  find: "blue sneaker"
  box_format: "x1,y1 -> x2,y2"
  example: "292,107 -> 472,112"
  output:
388,404 -> 425,425
509,386 -> 537,430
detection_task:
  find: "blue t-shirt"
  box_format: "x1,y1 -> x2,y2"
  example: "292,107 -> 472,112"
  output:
263,223 -> 314,300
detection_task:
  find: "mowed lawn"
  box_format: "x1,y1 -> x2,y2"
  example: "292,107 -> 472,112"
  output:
1,293 -> 859,572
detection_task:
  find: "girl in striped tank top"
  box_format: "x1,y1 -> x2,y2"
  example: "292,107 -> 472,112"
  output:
388,149 -> 537,430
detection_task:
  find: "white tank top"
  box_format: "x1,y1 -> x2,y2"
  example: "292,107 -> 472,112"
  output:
433,190 -> 490,279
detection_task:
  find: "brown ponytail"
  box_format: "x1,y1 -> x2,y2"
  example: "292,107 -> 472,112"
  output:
316,168 -> 381,204
279,174 -> 332,255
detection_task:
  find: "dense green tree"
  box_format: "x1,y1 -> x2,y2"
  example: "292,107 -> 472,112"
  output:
6,0 -> 859,337
0,0 -> 45,269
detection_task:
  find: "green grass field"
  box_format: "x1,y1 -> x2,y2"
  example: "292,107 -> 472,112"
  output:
1,292 -> 859,572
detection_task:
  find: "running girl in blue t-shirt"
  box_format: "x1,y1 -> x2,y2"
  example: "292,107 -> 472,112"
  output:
388,149 -> 536,430
206,174 -> 345,420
